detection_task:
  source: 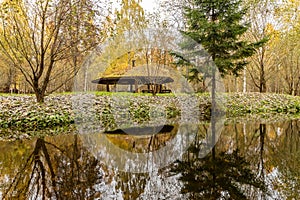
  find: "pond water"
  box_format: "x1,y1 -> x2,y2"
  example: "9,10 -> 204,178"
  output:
0,119 -> 299,199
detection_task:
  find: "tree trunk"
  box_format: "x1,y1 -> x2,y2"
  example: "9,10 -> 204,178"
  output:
35,91 -> 45,103
243,68 -> 247,93
33,80 -> 46,103
259,65 -> 267,93
259,79 -> 267,93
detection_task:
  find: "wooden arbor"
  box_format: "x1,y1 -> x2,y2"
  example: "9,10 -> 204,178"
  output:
91,76 -> 173,93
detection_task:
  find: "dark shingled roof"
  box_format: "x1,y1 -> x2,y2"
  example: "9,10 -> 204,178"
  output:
91,76 -> 174,85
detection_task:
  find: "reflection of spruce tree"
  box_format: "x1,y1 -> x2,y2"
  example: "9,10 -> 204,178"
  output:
171,146 -> 268,199
3,136 -> 104,199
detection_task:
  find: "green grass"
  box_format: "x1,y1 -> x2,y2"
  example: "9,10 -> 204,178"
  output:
1,91 -> 197,97
0,93 -> 35,97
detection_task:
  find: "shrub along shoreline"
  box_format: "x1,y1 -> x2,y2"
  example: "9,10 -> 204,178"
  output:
1,92 -> 300,135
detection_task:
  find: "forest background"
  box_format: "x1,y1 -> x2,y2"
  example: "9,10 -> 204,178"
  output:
0,0 -> 299,102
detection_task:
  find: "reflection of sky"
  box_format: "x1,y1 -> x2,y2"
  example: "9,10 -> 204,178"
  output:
267,167 -> 282,199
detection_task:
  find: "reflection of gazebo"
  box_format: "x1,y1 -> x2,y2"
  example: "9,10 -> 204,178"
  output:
91,76 -> 174,93
103,125 -> 177,153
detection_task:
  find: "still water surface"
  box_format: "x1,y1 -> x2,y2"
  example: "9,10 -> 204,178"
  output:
0,119 -> 299,199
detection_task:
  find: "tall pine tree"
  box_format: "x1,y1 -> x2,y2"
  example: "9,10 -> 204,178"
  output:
182,0 -> 266,76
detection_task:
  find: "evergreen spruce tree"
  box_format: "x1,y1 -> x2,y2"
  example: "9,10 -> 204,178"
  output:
182,0 -> 266,76
177,0 -> 268,158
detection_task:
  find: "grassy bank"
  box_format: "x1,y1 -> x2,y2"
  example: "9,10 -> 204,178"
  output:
1,92 -> 300,133
225,93 -> 300,116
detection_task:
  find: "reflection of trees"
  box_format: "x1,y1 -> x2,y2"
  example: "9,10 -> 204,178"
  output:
0,139 -> 34,184
3,135 -> 104,199
54,135 -> 103,199
255,124 -> 267,200
269,120 -> 300,199
116,171 -> 148,200
220,121 -> 300,199
3,138 -> 57,199
172,138 -> 268,199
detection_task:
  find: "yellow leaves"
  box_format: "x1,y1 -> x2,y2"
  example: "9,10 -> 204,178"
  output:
275,0 -> 300,31
265,23 -> 275,34
103,51 -> 135,76
114,0 -> 147,33
106,16 -> 112,23
265,23 -> 280,44
287,0 -> 300,6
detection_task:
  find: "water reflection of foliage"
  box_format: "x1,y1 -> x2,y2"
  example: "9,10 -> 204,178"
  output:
269,120 -> 300,199
171,145 -> 268,199
3,135 -> 104,199
54,135 -> 104,199
116,171 -> 148,200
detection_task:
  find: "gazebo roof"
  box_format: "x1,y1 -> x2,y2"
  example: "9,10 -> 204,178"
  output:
91,76 -> 174,85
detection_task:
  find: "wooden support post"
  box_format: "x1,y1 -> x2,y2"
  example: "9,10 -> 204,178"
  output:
106,84 -> 109,92
130,84 -> 133,92
135,80 -> 138,93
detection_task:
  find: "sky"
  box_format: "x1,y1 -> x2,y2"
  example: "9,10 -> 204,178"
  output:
111,0 -> 160,14
140,0 -> 159,13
